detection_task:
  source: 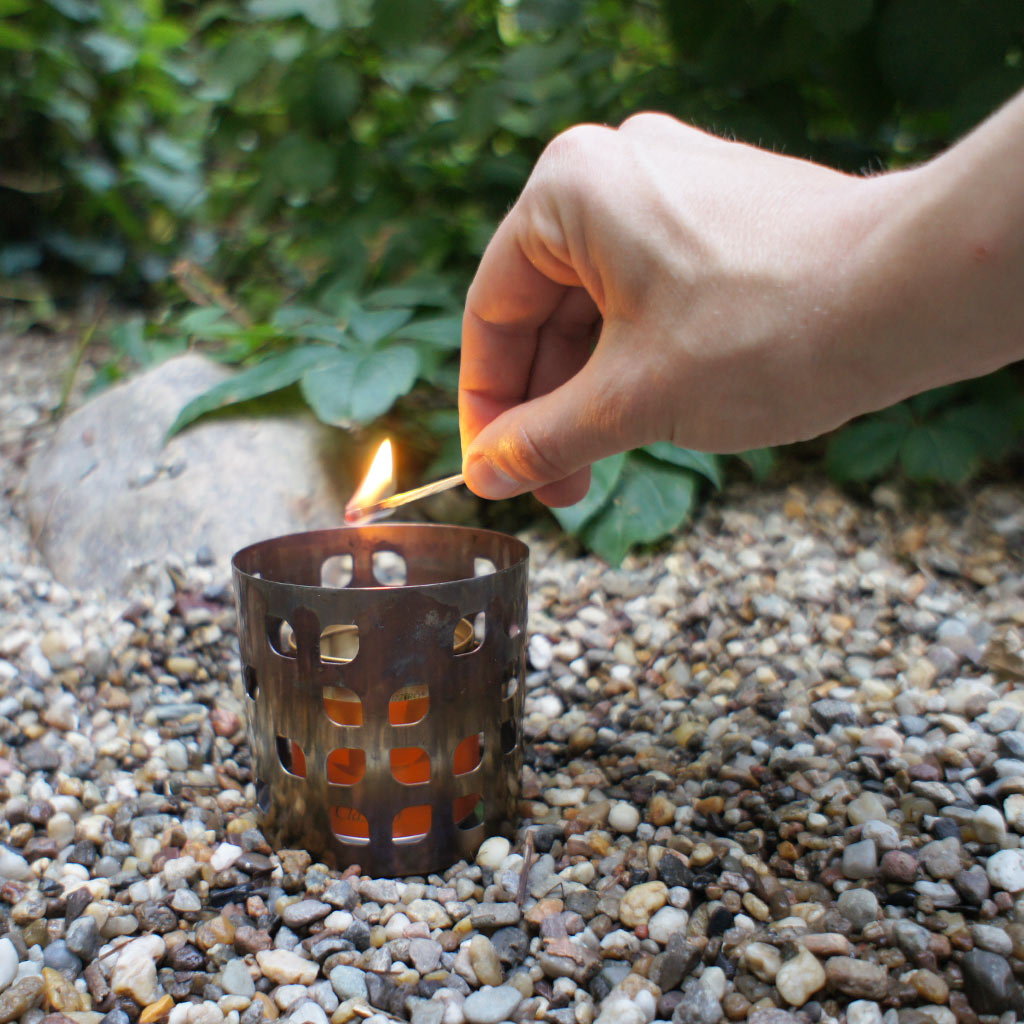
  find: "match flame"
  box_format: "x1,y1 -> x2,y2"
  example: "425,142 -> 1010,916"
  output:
345,439 -> 396,524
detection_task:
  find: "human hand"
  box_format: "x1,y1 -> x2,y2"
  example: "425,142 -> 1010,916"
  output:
458,112 -> 914,506
460,103 -> 1024,506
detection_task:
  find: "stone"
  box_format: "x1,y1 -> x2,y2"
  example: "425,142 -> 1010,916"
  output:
475,837 -> 510,869
842,839 -> 877,880
986,848 -> 1024,892
846,1002 -> 883,1024
971,923 -> 1013,956
111,935 -> 166,1007
919,837 -> 961,879
288,1001 -> 329,1024
836,888 -> 879,931
619,882 -> 668,928
671,977 -> 722,1024
462,985 -> 522,1024
879,850 -> 918,884
221,960 -> 256,999
0,976 -> 44,1023
42,968 -> 85,1012
824,957 -> 888,1000
328,967 -> 367,1002
470,903 -> 521,929
646,906 -> 689,944
0,848 -> 33,881
775,948 -> 825,1007
467,936 -> 502,987
973,806 -> 1007,843
961,950 -> 1024,1015
25,354 -> 354,593
256,950 -> 318,986
742,942 -> 781,983
281,900 -> 330,930
608,804 -> 640,834
846,793 -> 887,824
408,939 -> 442,975
0,938 -> 18,991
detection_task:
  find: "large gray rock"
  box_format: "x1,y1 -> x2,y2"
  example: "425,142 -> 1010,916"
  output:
26,354 -> 352,594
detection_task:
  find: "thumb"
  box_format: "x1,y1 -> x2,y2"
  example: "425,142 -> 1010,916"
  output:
463,356 -> 642,503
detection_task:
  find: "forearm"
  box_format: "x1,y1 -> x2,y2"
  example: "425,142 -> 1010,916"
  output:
842,90 -> 1024,409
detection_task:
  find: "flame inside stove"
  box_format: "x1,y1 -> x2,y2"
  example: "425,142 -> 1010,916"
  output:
345,439 -> 396,524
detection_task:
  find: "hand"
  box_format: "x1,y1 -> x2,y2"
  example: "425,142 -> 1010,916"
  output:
458,99 -> 1024,505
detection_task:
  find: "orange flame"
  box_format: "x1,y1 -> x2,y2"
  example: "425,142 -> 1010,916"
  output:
345,439 -> 395,523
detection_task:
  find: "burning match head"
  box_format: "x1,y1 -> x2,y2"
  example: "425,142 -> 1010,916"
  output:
345,440 -> 396,525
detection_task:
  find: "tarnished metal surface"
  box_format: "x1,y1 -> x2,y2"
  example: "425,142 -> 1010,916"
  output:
232,524 -> 528,876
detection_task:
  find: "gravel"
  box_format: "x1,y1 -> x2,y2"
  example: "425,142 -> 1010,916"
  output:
2,331 -> 1024,1024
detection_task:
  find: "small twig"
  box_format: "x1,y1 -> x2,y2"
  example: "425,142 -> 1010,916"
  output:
172,259 -> 253,328
516,830 -> 534,908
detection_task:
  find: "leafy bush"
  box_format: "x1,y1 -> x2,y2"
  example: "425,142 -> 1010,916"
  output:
4,0 -> 1023,561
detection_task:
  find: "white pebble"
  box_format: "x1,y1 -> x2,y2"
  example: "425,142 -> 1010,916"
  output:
475,836 -> 511,870
973,806 -> 1007,843
608,803 -> 640,834
986,849 -> 1024,893
775,947 -> 826,1006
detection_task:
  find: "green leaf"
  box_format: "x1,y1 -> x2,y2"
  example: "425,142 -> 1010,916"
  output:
826,408 -> 913,481
300,345 -> 420,425
81,31 -> 137,72
581,455 -> 697,565
348,307 -> 414,347
167,346 -> 335,437
109,315 -> 151,367
0,22 -> 35,49
899,422 -> 981,483
550,453 -> 627,535
395,316 -> 462,350
246,0 -> 341,30
935,402 -> 1016,460
736,448 -> 776,482
642,442 -> 722,489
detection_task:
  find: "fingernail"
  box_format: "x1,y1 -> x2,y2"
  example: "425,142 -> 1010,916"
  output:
465,456 -> 521,499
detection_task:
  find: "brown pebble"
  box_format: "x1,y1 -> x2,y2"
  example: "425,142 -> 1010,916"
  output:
948,991 -> 980,1024
195,914 -> 235,950
910,968 -> 949,1004
880,850 -> 919,883
722,992 -> 750,1021
209,707 -> 240,737
801,933 -> 851,957
233,925 -> 272,954
525,898 -> 564,926
695,796 -> 724,816
777,841 -> 799,861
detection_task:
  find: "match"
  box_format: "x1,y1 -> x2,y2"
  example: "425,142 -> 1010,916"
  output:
345,472 -> 465,524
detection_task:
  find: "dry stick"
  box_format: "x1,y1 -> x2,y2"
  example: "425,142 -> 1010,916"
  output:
516,829 -> 534,908
171,259 -> 253,328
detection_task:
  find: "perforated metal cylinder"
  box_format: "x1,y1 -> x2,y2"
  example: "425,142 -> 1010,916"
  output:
232,524 -> 529,877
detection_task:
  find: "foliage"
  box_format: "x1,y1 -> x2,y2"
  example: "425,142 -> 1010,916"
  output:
3,0 -> 1023,561
827,372 -> 1024,485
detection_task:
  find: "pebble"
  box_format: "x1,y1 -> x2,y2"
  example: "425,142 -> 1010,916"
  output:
468,936 -> 503,987
255,950 -> 318,985
608,804 -> 640,834
221,960 -> 256,999
0,938 -> 17,991
111,935 -> 165,1006
919,837 -> 961,879
0,976 -> 44,1023
842,839 -> 877,880
462,985 -> 522,1024
775,948 -> 825,1007
475,837 -> 510,869
329,967 -> 367,1002
619,882 -> 667,927
836,888 -> 879,931
986,849 -> 1024,892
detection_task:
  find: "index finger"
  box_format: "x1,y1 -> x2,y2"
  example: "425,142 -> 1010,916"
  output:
459,204 -> 575,446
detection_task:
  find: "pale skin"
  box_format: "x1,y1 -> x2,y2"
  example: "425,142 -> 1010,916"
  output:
459,89 -> 1024,507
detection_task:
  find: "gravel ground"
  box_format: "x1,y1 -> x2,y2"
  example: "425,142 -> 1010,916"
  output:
2,332 -> 1024,1024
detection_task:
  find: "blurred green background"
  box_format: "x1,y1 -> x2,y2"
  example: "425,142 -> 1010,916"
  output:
3,0 -> 1023,559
